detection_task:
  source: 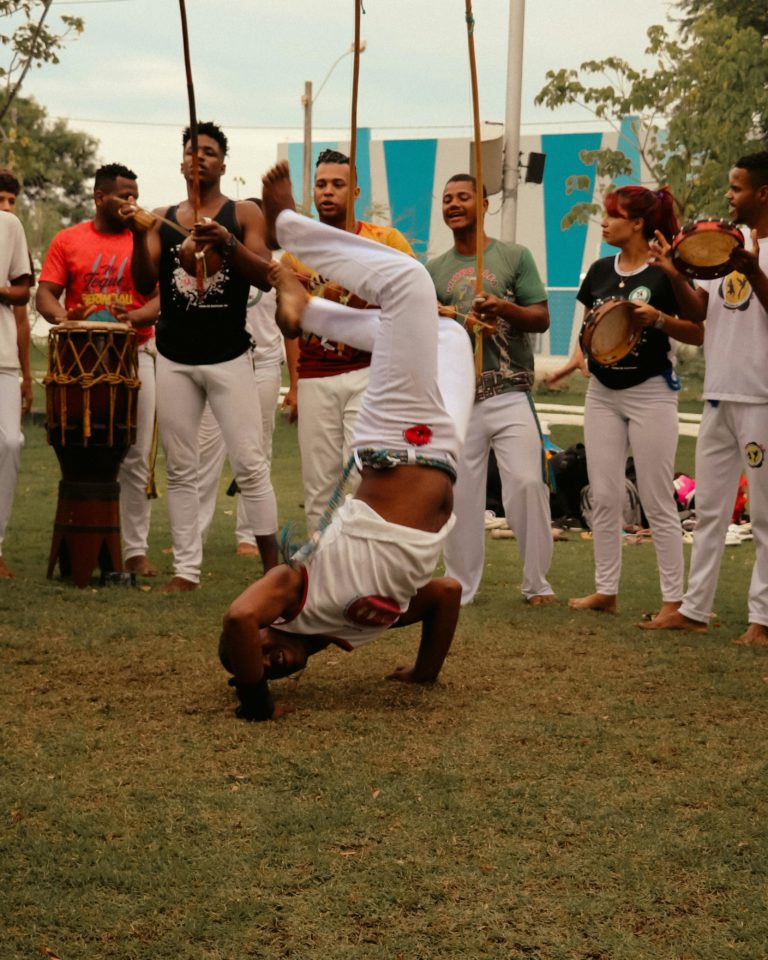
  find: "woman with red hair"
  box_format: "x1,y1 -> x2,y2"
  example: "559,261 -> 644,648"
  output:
551,185 -> 704,622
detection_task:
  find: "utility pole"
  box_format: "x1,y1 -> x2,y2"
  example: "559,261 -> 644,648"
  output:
300,42 -> 366,216
500,0 -> 525,242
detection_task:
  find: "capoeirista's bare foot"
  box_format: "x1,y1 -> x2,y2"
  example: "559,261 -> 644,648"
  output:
527,593 -> 557,607
0,556 -> 15,578
733,623 -> 768,647
261,160 -> 296,250
637,600 -> 681,629
125,555 -> 159,577
235,542 -> 260,558
568,593 -> 617,613
638,609 -> 707,632
271,259 -> 308,336
157,576 -> 198,594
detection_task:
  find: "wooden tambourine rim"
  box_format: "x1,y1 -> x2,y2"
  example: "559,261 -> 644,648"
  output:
580,297 -> 642,367
671,219 -> 744,280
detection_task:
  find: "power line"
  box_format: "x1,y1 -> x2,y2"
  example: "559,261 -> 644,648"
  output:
61,115 -> 605,132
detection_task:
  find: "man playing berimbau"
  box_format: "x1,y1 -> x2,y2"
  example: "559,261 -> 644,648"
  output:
128,122 -> 279,592
219,161 -> 475,721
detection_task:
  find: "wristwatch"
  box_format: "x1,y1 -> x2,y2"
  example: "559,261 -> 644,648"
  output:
653,311 -> 665,329
223,232 -> 237,255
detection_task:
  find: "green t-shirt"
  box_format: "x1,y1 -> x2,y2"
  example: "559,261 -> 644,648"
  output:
426,239 -> 547,384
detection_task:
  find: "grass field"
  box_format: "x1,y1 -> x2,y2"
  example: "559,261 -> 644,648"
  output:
2,365 -> 768,960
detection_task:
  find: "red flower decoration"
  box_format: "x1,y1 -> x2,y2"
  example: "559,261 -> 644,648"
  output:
403,423 -> 432,447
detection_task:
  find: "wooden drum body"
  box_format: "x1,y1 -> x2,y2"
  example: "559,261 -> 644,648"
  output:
44,322 -> 140,587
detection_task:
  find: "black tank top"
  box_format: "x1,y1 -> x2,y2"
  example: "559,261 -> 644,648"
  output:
156,199 -> 251,365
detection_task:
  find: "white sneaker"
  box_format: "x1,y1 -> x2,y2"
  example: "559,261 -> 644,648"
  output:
725,527 -> 742,546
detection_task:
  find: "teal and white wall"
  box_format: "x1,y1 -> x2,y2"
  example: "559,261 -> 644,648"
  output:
281,118 -> 645,359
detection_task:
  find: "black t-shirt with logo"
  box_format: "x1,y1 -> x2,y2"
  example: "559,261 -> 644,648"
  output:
577,255 -> 681,390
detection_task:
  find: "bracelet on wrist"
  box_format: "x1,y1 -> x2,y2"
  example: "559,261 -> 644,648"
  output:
653,311 -> 665,329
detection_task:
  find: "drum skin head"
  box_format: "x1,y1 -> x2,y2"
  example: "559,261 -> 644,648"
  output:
580,298 -> 641,366
672,220 -> 744,279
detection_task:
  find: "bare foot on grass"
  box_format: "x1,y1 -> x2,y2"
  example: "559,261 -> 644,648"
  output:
125,555 -> 159,577
638,600 -> 681,629
157,576 -> 198,594
0,557 -> 15,578
568,593 -> 616,613
733,623 -> 768,647
527,594 -> 557,607
638,609 -> 707,633
235,542 -> 260,558
261,160 -> 296,250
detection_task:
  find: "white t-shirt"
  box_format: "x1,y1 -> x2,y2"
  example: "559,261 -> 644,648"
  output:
698,234 -> 768,403
245,287 -> 283,371
272,498 -> 455,648
0,212 -> 31,369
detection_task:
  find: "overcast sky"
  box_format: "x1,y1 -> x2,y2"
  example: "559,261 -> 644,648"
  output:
20,0 -> 678,206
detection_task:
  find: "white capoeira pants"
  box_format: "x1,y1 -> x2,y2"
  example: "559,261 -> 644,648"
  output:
0,367 -> 22,558
197,363 -> 281,543
583,375 -> 683,601
297,367 -> 367,533
681,400 -> 768,626
156,349 -> 278,583
275,209 -> 474,462
443,390 -> 554,604
119,345 -> 156,562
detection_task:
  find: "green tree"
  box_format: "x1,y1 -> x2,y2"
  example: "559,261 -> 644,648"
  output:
676,0 -> 768,38
535,12 -> 768,226
0,1 -> 84,125
1,96 -> 99,255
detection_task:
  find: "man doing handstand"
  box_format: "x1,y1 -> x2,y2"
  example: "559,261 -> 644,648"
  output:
220,161 -> 475,720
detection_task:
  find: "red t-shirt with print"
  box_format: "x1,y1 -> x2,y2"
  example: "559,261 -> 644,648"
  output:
39,221 -> 154,345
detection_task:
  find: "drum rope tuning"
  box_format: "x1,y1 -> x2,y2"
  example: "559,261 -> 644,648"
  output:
44,324 -> 140,446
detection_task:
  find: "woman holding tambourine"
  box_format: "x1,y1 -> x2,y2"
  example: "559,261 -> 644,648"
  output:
554,185 -> 704,621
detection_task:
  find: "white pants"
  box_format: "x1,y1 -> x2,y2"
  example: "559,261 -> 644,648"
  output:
0,367 -> 22,557
583,376 -> 683,600
443,390 -> 554,603
119,346 -> 156,561
156,350 -> 278,583
197,363 -> 281,543
276,209 -> 468,465
297,368 -> 367,533
681,400 -> 768,625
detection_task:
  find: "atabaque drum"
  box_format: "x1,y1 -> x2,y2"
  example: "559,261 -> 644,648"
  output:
44,322 -> 140,587
671,219 -> 744,280
45,321 -> 139,481
579,297 -> 642,367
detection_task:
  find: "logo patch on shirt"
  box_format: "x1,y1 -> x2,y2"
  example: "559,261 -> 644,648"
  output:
745,442 -> 765,468
719,271 -> 752,311
404,424 -> 432,447
628,286 -> 651,303
345,595 -> 402,628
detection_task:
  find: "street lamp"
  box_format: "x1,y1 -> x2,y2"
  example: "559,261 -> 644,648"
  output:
301,40 -> 367,212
